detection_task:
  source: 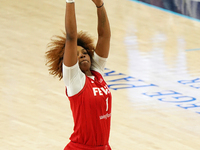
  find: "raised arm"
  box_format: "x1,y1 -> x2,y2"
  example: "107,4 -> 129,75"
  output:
63,1 -> 77,67
92,0 -> 111,58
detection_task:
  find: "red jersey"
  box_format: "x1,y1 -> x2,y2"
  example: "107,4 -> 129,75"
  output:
65,71 -> 112,150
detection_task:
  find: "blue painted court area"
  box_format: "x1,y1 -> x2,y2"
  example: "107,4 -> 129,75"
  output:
104,68 -> 200,115
130,0 -> 200,22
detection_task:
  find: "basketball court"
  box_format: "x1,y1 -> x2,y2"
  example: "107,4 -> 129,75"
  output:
1,0 -> 200,149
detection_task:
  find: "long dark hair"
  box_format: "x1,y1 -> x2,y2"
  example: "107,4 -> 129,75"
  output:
45,31 -> 95,80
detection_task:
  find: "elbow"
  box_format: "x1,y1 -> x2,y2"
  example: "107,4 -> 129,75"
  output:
98,27 -> 111,37
66,31 -> 77,41
98,30 -> 111,39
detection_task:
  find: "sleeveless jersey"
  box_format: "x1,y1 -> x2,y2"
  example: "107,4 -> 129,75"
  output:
65,70 -> 112,149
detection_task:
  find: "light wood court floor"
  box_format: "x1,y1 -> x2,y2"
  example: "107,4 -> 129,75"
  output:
1,0 -> 200,149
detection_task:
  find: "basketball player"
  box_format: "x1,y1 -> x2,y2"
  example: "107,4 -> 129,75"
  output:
45,0 -> 112,149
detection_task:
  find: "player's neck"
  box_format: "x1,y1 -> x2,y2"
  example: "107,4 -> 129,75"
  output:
84,70 -> 93,77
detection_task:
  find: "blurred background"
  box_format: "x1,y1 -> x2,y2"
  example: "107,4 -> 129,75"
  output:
135,0 -> 200,19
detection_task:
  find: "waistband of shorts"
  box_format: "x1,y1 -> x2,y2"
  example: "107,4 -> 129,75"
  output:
65,141 -> 111,150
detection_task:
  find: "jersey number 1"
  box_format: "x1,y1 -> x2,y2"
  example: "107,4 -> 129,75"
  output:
106,98 -> 108,111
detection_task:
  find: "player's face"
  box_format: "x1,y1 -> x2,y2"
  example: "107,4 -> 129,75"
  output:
77,46 -> 91,72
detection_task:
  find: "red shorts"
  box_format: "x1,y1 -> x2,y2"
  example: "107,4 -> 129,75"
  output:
64,141 -> 111,150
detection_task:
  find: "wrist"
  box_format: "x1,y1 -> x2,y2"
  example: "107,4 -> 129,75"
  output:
96,2 -> 104,8
66,0 -> 74,3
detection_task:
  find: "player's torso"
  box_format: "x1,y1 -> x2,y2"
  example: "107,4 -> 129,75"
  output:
68,71 -> 112,145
